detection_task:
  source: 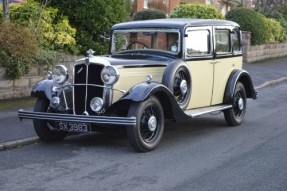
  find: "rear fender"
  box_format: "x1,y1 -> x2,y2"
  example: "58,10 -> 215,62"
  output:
224,69 -> 257,104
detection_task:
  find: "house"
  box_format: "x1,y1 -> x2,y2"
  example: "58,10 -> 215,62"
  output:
131,0 -> 181,14
130,0 -> 253,16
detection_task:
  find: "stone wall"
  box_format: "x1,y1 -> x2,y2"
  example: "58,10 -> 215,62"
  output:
242,31 -> 287,63
0,54 -> 81,100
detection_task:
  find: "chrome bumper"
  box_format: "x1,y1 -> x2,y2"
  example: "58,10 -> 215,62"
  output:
18,110 -> 136,126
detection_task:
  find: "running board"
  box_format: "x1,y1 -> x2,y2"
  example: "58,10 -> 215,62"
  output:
184,105 -> 232,118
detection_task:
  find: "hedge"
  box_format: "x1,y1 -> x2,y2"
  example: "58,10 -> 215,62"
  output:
170,3 -> 224,20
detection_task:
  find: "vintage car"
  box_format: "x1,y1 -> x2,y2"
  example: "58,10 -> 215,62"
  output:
18,18 -> 257,152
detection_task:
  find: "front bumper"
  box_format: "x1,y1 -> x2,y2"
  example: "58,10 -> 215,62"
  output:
18,110 -> 136,126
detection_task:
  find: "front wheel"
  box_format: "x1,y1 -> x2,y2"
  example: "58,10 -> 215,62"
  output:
33,98 -> 67,142
224,82 -> 247,126
127,97 -> 164,152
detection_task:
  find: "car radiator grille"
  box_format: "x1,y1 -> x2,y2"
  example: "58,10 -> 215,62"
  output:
73,63 -> 104,115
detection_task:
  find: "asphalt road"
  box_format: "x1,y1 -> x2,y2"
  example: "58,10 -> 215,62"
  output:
0,82 -> 286,191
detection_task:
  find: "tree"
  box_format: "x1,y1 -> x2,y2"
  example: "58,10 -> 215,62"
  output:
49,0 -> 126,55
254,0 -> 287,12
2,0 -> 9,20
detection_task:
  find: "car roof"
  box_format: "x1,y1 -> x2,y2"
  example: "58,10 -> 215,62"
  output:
111,18 -> 240,30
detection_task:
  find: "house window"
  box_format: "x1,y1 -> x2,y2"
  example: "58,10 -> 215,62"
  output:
144,0 -> 148,9
205,0 -> 214,5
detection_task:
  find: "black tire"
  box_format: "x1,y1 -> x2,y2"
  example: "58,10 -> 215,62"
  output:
127,97 -> 164,152
33,98 -> 67,142
162,61 -> 191,110
224,82 -> 247,126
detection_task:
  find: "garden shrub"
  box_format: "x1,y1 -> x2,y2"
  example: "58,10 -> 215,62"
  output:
9,0 -> 77,54
225,8 -> 270,45
49,0 -> 126,54
133,9 -> 166,21
170,3 -> 224,20
0,22 -> 38,79
255,9 -> 287,42
265,18 -> 286,42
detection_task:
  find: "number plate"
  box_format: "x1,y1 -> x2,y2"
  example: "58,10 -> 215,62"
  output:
56,122 -> 91,133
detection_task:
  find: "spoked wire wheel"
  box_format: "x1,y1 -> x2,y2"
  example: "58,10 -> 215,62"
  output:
162,61 -> 191,110
127,97 -> 164,152
173,67 -> 190,105
224,82 -> 247,126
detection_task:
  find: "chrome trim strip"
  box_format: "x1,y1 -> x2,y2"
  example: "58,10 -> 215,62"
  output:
84,59 -> 89,113
18,110 -> 136,126
62,89 -> 69,110
67,84 -> 126,94
184,105 -> 232,118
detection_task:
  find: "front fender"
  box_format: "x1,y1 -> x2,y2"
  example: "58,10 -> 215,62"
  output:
224,69 -> 257,104
121,81 -> 173,102
31,79 -> 55,100
106,82 -> 190,121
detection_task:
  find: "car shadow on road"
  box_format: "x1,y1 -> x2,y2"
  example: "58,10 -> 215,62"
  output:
49,113 -> 230,152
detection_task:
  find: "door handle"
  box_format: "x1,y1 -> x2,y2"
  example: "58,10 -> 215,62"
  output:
211,60 -> 220,64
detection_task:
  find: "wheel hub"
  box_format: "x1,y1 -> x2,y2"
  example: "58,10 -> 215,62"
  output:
180,80 -> 187,95
238,98 -> 244,110
148,115 -> 157,132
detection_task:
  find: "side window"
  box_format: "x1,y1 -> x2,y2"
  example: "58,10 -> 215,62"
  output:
186,29 -> 211,57
231,30 -> 241,52
215,29 -> 230,54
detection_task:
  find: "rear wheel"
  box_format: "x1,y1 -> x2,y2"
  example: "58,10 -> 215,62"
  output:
127,97 -> 164,152
224,82 -> 247,126
33,98 -> 67,142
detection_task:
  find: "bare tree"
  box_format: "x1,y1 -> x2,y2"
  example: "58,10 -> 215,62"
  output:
2,0 -> 9,20
254,0 -> 287,12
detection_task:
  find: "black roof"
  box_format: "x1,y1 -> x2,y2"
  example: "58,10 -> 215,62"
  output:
111,18 -> 240,30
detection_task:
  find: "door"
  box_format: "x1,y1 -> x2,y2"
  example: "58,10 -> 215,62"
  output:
211,27 -> 243,105
184,27 -> 214,109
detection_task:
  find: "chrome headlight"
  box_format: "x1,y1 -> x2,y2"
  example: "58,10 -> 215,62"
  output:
101,65 -> 119,85
90,97 -> 104,112
52,65 -> 69,84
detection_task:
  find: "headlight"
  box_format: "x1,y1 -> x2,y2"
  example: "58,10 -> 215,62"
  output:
90,97 -> 104,112
101,65 -> 119,85
52,65 -> 69,84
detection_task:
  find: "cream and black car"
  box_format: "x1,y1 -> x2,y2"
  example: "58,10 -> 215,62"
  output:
19,18 -> 257,152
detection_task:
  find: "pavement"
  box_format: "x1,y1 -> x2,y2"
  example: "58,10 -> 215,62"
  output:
0,56 -> 287,151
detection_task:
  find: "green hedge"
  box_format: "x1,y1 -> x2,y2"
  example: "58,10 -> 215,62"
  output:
133,9 -> 166,21
170,3 -> 224,19
226,8 -> 270,45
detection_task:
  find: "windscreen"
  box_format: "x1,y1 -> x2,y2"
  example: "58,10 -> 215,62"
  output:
111,29 -> 180,55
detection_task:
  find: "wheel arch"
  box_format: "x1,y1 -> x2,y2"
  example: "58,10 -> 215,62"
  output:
224,69 -> 257,104
109,81 -> 188,121
31,79 -> 55,100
